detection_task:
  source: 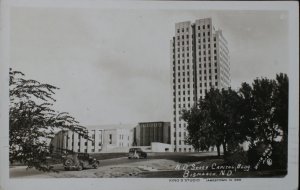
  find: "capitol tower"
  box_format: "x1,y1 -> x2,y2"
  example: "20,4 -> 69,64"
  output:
170,18 -> 231,152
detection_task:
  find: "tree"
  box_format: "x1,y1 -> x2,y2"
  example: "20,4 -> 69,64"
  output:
219,88 -> 244,155
181,101 -> 215,152
273,73 -> 288,169
9,68 -> 88,172
182,73 -> 288,169
238,82 -> 256,147
200,88 -> 225,156
182,88 -> 242,157
251,78 -> 278,144
243,75 -> 288,146
240,74 -> 288,170
273,73 -> 288,142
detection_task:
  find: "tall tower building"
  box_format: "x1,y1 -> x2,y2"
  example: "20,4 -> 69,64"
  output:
170,18 -> 230,152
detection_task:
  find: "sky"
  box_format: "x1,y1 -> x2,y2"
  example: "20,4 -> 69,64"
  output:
10,7 -> 289,126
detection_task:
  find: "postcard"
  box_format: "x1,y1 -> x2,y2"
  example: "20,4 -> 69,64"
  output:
0,0 -> 298,190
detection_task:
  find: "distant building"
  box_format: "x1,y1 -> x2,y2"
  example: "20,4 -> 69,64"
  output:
170,18 -> 231,152
102,127 -> 134,153
133,122 -> 170,146
50,124 -> 135,153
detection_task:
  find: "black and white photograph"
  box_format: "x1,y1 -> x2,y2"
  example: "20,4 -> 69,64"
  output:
0,1 -> 298,190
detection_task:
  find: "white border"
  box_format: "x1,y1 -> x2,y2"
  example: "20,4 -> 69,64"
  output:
0,1 -> 298,190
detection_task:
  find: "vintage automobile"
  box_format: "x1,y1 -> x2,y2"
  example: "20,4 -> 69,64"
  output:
63,153 -> 100,171
128,148 -> 147,159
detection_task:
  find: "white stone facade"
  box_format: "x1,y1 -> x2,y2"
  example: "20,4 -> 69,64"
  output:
50,125 -> 134,153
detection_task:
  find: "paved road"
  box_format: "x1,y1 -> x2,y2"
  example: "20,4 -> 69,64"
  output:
10,152 -> 218,178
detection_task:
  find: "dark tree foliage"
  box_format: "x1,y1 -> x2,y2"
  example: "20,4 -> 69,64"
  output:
251,78 -> 278,144
9,68 -> 88,172
182,73 -> 288,165
181,103 -> 212,152
273,73 -> 288,142
241,74 -> 288,146
238,83 -> 256,146
245,74 -> 289,170
182,88 -> 242,156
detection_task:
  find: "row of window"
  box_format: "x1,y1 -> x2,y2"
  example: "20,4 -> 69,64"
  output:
196,32 -> 211,37
199,81 -> 218,87
199,62 -> 218,68
219,45 -> 229,55
177,27 -> 189,33
173,90 -> 192,96
177,46 -> 190,52
198,24 -> 210,30
119,134 -> 130,140
173,103 -> 192,109
199,69 -> 218,74
176,39 -> 217,47
197,43 -> 216,49
177,35 -> 189,40
173,132 -> 187,138
173,71 -> 218,79
177,52 -> 190,58
219,59 -> 230,74
220,50 -> 229,60
76,149 -> 101,153
70,141 -> 102,148
173,62 -> 218,71
174,76 -> 218,87
175,77 -> 191,83
174,59 -> 190,64
172,43 -> 217,55
197,37 -> 217,44
176,48 -> 217,58
176,24 -> 211,33
197,56 -> 217,62
173,76 -> 219,86
220,53 -> 230,64
219,62 -> 230,74
220,64 -> 229,74
173,79 -> 218,90
219,37 -> 228,48
173,65 -> 191,71
199,84 -> 218,92
176,31 -> 214,40
198,49 -> 217,55
172,53 -> 218,65
175,97 -> 191,102
173,84 -> 218,100
175,148 -> 192,152
172,49 -> 218,65
220,74 -> 230,83
177,40 -> 190,46
174,71 -> 190,77
75,141 -> 102,147
198,75 -> 218,81
174,123 -> 187,128
70,132 -> 101,140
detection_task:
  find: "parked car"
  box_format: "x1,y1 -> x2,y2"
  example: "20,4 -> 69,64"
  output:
128,148 -> 147,159
63,152 -> 100,171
